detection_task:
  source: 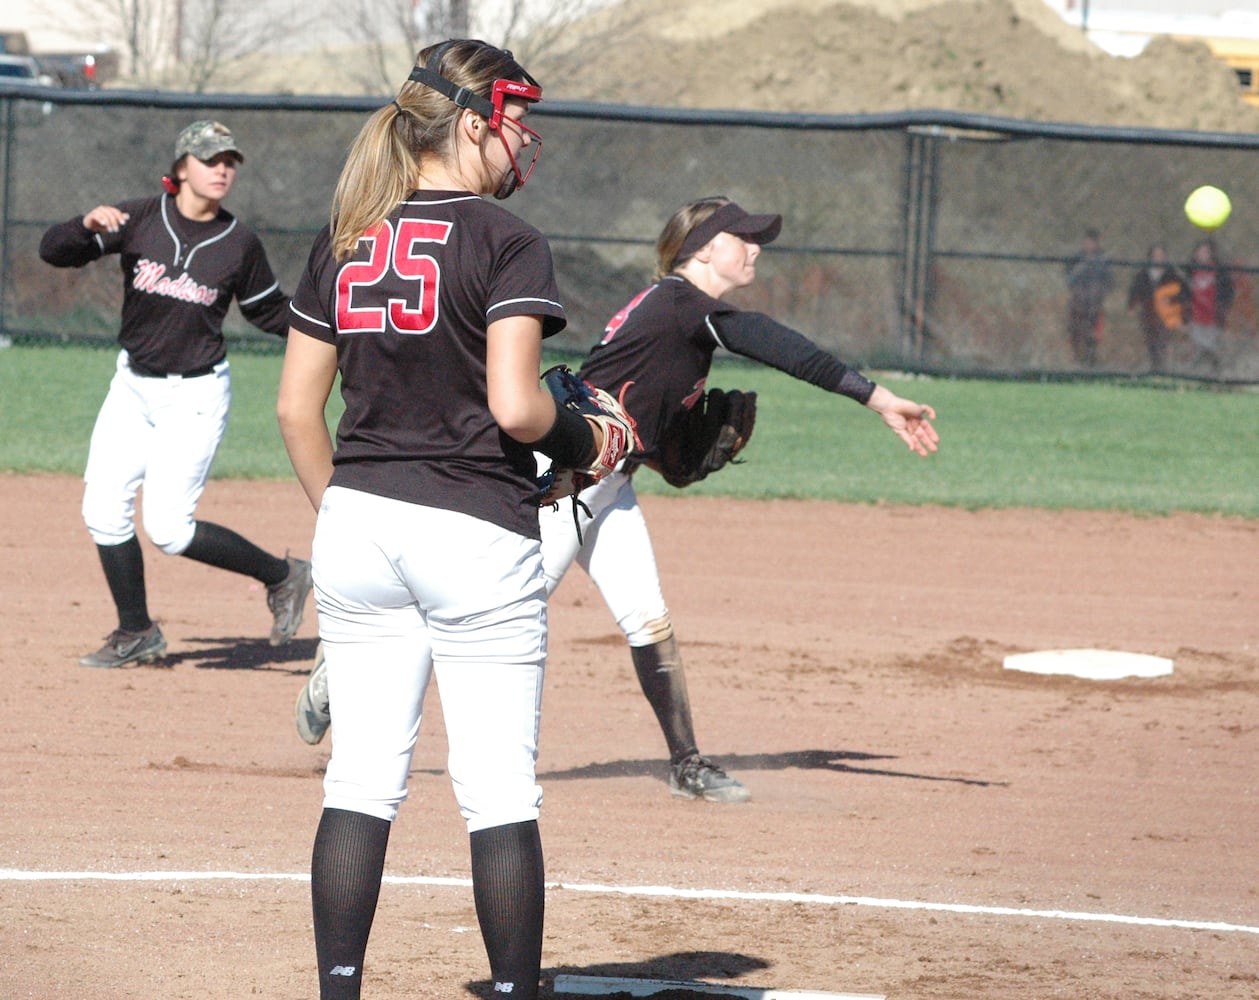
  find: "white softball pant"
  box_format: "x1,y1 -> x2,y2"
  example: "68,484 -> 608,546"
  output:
539,469 -> 671,647
82,350 -> 230,554
313,486 -> 547,830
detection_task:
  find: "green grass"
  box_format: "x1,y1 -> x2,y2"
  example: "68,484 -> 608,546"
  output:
0,346 -> 307,479
4,344 -> 1257,517
675,364 -> 1259,516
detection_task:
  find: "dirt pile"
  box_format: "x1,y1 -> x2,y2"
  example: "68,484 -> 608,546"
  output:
542,0 -> 1259,132
210,0 -> 1259,133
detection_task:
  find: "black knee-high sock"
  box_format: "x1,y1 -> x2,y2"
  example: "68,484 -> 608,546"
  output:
180,521 -> 288,585
469,820 -> 545,1000
95,536 -> 151,632
630,636 -> 699,764
311,808 -> 391,1000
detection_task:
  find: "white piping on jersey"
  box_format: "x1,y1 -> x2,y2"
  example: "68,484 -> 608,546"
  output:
658,272 -> 729,348
160,194 -> 237,269
666,271 -> 728,351
239,280 -> 280,306
400,194 -> 482,207
290,302 -> 332,331
293,298 -> 559,334
704,314 -> 728,350
487,296 -> 564,316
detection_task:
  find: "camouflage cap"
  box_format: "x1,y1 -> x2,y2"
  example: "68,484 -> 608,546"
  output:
175,120 -> 244,162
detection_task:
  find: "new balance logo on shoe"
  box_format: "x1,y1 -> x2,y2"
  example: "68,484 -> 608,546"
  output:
494,982 -> 516,993
329,965 -> 357,977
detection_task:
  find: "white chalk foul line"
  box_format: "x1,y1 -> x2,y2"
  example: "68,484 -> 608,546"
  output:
1,869 -> 1255,935
547,881 -> 1259,935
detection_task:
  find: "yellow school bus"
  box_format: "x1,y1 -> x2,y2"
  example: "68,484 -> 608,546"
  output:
1194,36 -> 1259,106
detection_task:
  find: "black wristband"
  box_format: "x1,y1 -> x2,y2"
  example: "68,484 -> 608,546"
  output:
532,405 -> 595,467
838,368 -> 876,404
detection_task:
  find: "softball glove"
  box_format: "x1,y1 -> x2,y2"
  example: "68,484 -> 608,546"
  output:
533,365 -> 638,507
655,387 -> 757,488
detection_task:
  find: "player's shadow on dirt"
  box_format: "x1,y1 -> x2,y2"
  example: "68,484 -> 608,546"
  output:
539,748 -> 1004,788
465,952 -> 772,1000
156,635 -> 319,672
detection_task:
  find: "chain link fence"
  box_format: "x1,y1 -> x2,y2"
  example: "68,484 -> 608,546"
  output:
4,84 -> 1259,382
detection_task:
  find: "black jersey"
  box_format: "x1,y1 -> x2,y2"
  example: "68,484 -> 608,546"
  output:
579,276 -> 737,461
39,194 -> 289,375
289,191 -> 566,539
581,274 -> 871,464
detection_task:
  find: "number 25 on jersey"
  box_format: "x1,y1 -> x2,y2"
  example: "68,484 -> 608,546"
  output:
337,218 -> 453,335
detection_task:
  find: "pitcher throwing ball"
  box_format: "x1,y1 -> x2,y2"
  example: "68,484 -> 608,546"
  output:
39,120 -> 311,668
538,196 -> 940,802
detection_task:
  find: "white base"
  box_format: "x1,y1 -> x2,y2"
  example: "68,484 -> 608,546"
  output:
1003,648 -> 1173,680
553,975 -> 884,1000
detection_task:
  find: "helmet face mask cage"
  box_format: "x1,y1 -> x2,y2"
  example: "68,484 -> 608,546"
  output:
406,59 -> 543,197
495,109 -> 542,190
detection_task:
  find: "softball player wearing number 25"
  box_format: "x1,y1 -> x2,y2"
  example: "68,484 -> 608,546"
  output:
39,121 -> 313,668
277,40 -> 614,1000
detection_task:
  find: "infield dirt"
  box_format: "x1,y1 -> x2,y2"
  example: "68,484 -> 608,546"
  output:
6,1 -> 1257,995
3,472 -> 1256,999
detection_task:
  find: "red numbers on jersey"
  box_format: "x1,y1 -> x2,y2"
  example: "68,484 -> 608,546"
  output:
337,218 -> 454,334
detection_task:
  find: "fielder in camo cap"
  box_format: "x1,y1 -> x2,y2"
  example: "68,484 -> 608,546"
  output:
175,120 -> 244,162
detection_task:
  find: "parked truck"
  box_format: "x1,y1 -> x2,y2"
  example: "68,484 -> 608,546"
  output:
0,29 -> 118,89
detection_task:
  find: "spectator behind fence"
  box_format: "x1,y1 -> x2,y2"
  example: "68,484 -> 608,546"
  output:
1126,244 -> 1188,373
1186,238 -> 1235,373
1065,227 -> 1114,368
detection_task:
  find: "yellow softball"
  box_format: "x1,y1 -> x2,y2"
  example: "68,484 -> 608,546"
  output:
1184,185 -> 1231,230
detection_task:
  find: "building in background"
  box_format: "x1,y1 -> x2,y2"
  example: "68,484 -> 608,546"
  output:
1045,0 -> 1259,103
